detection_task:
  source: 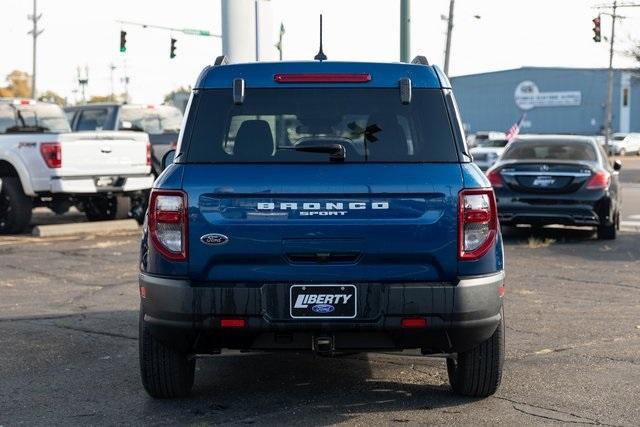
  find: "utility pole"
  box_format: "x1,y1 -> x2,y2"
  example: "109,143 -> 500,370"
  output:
603,0 -> 617,151
443,0 -> 455,75
109,63 -> 116,102
400,0 -> 410,62
27,0 -> 43,99
275,23 -> 285,61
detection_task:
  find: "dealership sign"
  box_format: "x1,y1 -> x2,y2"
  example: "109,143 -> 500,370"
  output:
514,81 -> 581,110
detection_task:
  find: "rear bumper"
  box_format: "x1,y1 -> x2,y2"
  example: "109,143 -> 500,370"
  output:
497,194 -> 610,226
139,271 -> 504,353
49,174 -> 154,194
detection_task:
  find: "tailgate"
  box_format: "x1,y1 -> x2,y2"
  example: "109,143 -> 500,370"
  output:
57,131 -> 150,176
184,163 -> 463,283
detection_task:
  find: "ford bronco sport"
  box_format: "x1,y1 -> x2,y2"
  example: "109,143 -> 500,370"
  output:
138,56 -> 505,399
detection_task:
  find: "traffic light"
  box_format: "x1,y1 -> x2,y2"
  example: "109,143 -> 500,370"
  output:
592,16 -> 601,43
170,38 -> 177,59
120,30 -> 127,52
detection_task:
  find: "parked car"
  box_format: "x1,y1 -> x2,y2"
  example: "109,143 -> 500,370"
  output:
138,56 -> 505,399
470,137 -> 509,170
486,135 -> 621,239
609,133 -> 640,156
0,98 -> 153,233
65,103 -> 183,175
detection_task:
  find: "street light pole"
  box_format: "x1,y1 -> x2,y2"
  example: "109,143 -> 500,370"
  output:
443,0 -> 455,75
400,0 -> 410,62
28,0 -> 43,99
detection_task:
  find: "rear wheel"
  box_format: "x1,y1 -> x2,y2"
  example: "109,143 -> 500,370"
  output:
84,195 -> 130,221
598,213 -> 620,240
139,309 -> 195,398
0,177 -> 33,235
447,310 -> 504,397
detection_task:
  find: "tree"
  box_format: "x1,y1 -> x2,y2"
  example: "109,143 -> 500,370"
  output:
88,95 -> 113,104
0,70 -> 32,98
38,90 -> 66,106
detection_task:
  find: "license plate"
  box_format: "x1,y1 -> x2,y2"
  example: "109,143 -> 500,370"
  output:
95,176 -> 116,187
290,285 -> 357,319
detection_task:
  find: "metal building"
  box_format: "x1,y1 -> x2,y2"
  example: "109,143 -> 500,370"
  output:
450,67 -> 640,136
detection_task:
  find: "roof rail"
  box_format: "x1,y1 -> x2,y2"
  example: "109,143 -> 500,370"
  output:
214,55 -> 229,66
411,55 -> 429,66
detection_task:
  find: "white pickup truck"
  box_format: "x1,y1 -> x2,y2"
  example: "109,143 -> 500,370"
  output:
0,98 -> 154,234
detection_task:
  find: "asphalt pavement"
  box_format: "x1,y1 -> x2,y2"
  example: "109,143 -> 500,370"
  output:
1,223 -> 639,425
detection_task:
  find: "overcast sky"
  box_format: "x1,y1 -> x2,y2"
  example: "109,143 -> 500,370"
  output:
2,0 -> 639,104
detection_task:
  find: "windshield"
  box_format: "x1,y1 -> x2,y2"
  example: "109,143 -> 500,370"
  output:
477,139 -> 509,148
502,140 -> 597,161
185,88 -> 458,163
0,102 -> 70,134
120,105 -> 182,134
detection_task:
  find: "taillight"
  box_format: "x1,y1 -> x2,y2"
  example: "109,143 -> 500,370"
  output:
40,142 -> 62,168
486,169 -> 503,188
146,142 -> 152,167
586,170 -> 610,190
148,190 -> 187,261
458,188 -> 498,260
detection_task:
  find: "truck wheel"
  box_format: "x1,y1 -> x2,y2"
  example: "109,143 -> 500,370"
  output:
0,177 -> 33,234
139,309 -> 195,398
446,310 -> 504,397
84,195 -> 130,221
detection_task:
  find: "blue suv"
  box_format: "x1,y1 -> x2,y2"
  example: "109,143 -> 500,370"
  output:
138,56 -> 505,398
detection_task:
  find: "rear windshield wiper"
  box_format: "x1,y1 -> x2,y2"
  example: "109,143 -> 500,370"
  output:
280,144 -> 346,162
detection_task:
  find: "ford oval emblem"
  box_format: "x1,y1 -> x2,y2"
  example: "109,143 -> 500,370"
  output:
200,233 -> 229,246
312,304 -> 335,314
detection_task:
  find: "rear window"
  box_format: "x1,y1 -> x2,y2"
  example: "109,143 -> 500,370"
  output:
120,105 -> 182,134
184,88 -> 458,163
502,140 -> 597,162
0,102 -> 70,134
477,139 -> 508,148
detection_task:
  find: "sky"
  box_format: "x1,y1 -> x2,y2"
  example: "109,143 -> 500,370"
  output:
2,0 -> 639,104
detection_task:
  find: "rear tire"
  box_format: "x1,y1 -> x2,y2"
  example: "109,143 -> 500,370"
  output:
139,309 -> 195,398
447,310 -> 504,397
0,177 -> 33,235
84,195 -> 130,221
597,221 -> 616,240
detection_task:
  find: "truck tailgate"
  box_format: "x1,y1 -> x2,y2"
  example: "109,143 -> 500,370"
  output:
57,131 -> 150,176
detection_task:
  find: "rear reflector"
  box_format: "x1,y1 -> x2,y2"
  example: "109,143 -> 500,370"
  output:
139,286 -> 147,299
401,318 -> 427,328
274,73 -> 372,83
40,142 -> 62,168
498,286 -> 505,298
221,318 -> 246,328
146,142 -> 152,167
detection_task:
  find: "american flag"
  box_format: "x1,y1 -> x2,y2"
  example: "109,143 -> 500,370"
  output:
505,114 -> 526,143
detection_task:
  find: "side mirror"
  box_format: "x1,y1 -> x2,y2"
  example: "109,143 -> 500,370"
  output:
613,159 -> 622,171
161,149 -> 176,172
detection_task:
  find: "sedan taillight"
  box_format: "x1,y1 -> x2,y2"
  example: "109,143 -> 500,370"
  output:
40,142 -> 62,168
485,169 -> 503,188
148,190 -> 188,261
586,170 -> 610,190
458,188 -> 498,260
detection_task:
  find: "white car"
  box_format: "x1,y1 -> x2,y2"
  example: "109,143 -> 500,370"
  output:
0,98 -> 154,234
470,138 -> 509,170
609,133 -> 640,156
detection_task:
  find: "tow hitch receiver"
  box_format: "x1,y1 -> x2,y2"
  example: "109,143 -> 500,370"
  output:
313,335 -> 334,353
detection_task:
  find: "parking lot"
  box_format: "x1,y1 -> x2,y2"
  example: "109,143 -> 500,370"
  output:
1,159 -> 639,426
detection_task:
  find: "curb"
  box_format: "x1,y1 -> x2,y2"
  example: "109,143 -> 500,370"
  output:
32,219 -> 140,238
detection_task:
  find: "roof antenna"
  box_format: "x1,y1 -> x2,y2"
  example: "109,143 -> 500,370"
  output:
314,14 -> 327,61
